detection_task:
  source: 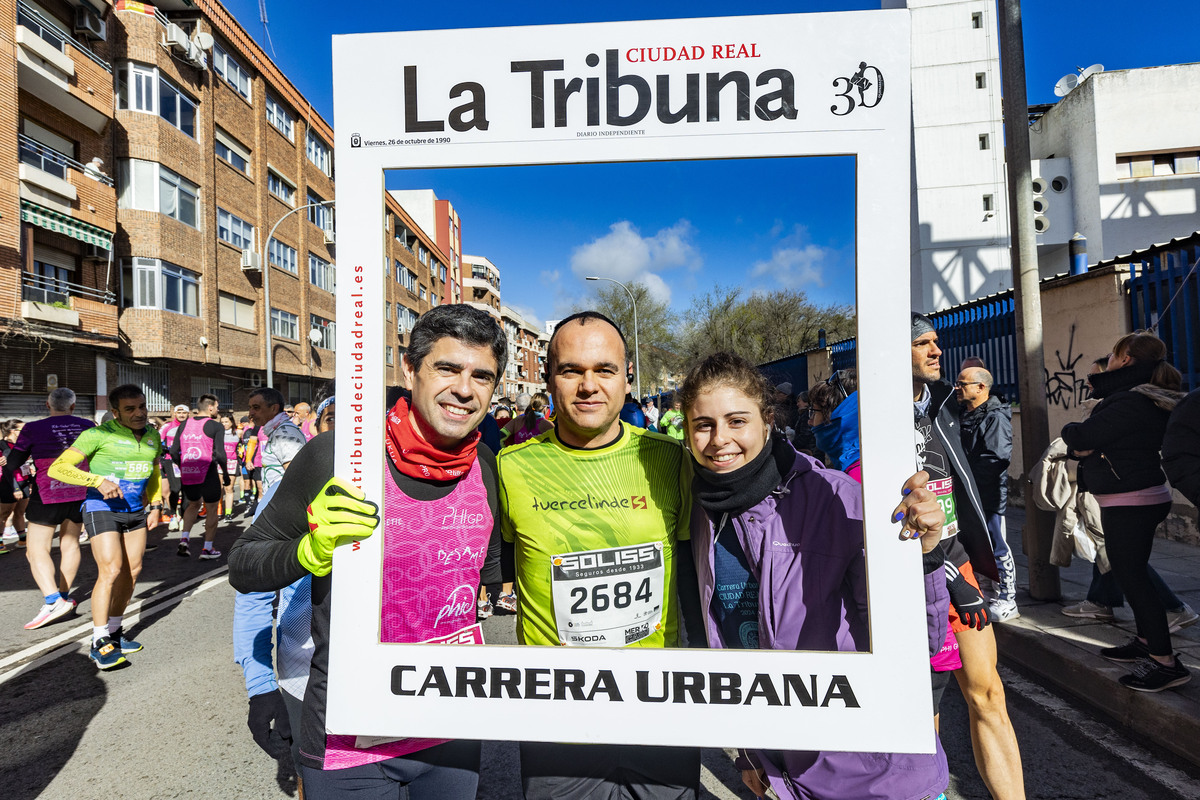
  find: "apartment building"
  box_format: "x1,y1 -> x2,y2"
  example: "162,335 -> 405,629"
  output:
382,191 -> 448,387
1,0 -> 337,416
461,253 -> 500,322
388,189 -> 462,305
499,304 -> 544,399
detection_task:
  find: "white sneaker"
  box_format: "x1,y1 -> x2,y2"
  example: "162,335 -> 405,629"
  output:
24,598 -> 75,630
1062,600 -> 1115,621
2,526 -> 16,542
1168,603 -> 1199,634
989,599 -> 1021,622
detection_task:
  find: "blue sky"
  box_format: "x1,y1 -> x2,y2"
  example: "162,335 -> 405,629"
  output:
221,0 -> 1199,326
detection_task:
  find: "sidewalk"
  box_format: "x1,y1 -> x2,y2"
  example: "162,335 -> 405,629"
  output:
998,507 -> 1200,768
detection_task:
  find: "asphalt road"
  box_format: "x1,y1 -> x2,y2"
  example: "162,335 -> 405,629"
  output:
2,520 -> 1200,799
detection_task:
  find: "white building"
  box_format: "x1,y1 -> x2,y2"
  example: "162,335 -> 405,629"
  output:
885,0 -> 1011,311
1028,63 -> 1200,275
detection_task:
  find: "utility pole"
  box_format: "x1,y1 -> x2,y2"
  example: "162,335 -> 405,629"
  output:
998,0 -> 1059,600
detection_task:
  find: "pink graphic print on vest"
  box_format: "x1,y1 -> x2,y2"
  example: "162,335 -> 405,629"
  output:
223,438 -> 239,473
322,464 -> 493,770
178,419 -> 215,484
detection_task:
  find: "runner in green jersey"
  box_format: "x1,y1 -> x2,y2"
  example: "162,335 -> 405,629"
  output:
49,384 -> 161,670
498,311 -> 702,800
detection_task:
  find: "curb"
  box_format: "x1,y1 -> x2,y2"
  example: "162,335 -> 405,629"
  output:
995,612 -> 1200,769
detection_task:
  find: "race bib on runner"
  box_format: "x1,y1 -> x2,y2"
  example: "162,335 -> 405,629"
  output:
926,477 -> 959,540
353,624 -> 484,750
551,543 -> 664,647
123,460 -> 153,480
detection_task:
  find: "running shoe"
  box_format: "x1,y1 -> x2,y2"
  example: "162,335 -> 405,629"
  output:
15,532 -> 25,548
244,500 -> 258,518
1168,603 -> 1199,634
477,599 -> 493,620
497,592 -> 518,613
198,548 -> 222,561
177,541 -> 190,558
90,636 -> 126,669
1119,655 -> 1191,693
1061,600 -> 1114,621
24,598 -> 74,630
1100,637 -> 1151,663
167,517 -> 180,532
989,599 -> 1020,622
111,627 -> 143,654
223,513 -> 236,522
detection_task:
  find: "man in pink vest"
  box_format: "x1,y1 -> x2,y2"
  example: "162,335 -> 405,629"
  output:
169,394 -> 228,560
229,304 -> 506,799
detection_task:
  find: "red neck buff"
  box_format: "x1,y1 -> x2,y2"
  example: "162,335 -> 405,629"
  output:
385,395 -> 479,481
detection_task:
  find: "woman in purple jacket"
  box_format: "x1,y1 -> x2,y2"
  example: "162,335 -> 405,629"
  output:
679,352 -> 951,800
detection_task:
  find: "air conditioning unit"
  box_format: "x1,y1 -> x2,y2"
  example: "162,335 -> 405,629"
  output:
164,23 -> 190,54
323,227 -> 336,246
83,244 -> 109,261
240,250 -> 262,271
185,40 -> 208,70
249,373 -> 263,388
74,7 -> 106,41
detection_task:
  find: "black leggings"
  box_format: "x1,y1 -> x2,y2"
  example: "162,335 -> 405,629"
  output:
1100,502 -> 1173,656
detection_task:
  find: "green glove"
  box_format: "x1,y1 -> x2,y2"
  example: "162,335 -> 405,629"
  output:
296,477 -> 380,577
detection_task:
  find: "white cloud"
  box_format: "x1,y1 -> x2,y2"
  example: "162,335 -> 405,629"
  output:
507,303 -> 544,329
569,220 -> 700,305
750,244 -> 829,288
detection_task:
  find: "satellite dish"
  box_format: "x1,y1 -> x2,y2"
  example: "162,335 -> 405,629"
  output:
1078,63 -> 1104,83
193,31 -> 215,50
1053,73 -> 1078,97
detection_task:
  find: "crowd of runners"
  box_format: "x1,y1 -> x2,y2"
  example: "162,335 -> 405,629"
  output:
5,304 -> 1199,800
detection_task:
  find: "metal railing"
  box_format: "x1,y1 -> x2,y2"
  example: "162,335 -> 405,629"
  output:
22,270 -> 115,305
1128,239 -> 1200,392
16,0 -> 112,73
931,295 -> 1019,402
18,133 -> 115,187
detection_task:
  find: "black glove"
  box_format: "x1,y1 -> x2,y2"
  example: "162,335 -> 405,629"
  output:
946,563 -> 990,631
247,689 -> 292,756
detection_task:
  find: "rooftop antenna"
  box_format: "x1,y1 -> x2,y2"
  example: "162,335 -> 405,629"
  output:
1078,63 -> 1105,84
258,0 -> 277,60
1052,73 -> 1078,97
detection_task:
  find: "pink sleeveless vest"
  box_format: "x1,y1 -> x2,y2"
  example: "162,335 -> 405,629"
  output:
322,461 -> 493,769
178,418 -> 215,485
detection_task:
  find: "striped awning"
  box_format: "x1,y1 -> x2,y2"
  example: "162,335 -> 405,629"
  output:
19,200 -> 114,249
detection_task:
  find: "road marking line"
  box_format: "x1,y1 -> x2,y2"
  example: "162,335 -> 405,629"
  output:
0,567 -> 229,678
1000,664 -> 1200,799
700,762 -> 744,800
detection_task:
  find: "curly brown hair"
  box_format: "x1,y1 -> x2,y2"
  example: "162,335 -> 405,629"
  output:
678,352 -> 774,425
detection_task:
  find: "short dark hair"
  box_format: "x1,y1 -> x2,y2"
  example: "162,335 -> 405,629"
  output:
109,383 -> 145,408
547,311 -> 628,371
249,387 -> 286,415
197,394 -> 219,413
406,304 -> 507,383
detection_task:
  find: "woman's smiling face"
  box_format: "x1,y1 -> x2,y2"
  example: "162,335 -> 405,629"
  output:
686,385 -> 770,474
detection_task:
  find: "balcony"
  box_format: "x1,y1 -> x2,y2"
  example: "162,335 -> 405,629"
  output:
16,0 -> 113,133
21,271 -> 118,342
19,133 -> 114,213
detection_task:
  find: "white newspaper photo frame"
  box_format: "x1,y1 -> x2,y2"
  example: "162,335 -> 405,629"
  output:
330,10 -> 928,753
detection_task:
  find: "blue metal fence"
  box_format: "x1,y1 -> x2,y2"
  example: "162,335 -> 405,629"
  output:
757,353 -> 811,394
830,338 -> 857,373
930,295 -> 1019,402
1128,240 -> 1200,391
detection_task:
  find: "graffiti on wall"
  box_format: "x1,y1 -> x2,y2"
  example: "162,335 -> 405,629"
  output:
1044,324 -> 1091,409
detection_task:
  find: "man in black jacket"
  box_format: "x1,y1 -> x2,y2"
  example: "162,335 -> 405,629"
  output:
956,367 -> 1018,620
912,313 -> 1026,800
1164,387 -> 1200,508
229,305 -> 507,799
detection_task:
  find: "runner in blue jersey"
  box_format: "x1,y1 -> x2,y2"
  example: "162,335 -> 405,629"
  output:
49,384 -> 162,670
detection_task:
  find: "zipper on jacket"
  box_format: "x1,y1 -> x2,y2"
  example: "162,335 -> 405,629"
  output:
1100,453 -> 1121,480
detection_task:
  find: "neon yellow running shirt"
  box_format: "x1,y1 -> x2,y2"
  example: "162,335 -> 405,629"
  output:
499,422 -> 691,648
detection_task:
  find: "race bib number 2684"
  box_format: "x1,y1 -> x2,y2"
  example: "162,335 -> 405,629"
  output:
551,542 -> 665,647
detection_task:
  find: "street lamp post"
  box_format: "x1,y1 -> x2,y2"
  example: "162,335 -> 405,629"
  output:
585,276 -> 640,401
257,200 -> 334,388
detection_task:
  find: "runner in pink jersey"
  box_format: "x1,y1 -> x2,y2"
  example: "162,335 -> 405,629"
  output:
219,412 -> 240,520
168,395 -> 228,560
3,388 -> 94,629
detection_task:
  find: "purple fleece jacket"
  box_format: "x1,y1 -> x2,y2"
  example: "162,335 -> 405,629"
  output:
690,447 -> 950,800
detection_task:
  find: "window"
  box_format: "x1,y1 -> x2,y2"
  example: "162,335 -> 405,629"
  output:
1116,150 -> 1200,180
982,194 -> 994,212
159,78 -> 197,137
219,291 -> 255,329
386,346 -> 394,366
975,72 -> 987,90
267,169 -> 295,205
385,302 -> 392,321
214,129 -> 249,173
266,95 -> 294,141
218,208 -> 254,250
307,190 -> 332,232
190,376 -> 234,408
420,286 -> 427,301
268,238 -> 298,274
978,133 -> 990,150
418,244 -> 429,265
122,258 -> 199,316
395,221 -> 413,251
309,253 -> 335,292
310,315 -> 335,349
118,160 -> 199,228
306,130 -> 332,176
971,12 -> 983,28
270,308 -> 299,340
398,306 -> 418,332
440,265 -> 447,282
116,62 -> 156,113
401,269 -> 418,293
212,42 -> 251,101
